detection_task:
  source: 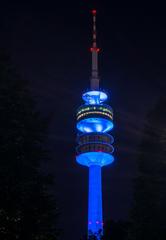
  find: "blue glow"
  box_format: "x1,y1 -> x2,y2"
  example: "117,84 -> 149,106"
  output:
77,117 -> 114,133
88,165 -> 103,236
82,90 -> 108,105
76,86 -> 114,238
76,152 -> 114,167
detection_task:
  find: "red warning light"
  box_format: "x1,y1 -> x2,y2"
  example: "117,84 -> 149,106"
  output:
90,47 -> 100,52
92,9 -> 97,15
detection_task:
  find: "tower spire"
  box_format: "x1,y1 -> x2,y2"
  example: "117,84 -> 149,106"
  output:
90,9 -> 100,90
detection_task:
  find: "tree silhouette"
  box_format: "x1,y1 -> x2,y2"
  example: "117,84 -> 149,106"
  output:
80,220 -> 129,240
0,51 -> 59,239
128,96 -> 166,240
103,219 -> 129,240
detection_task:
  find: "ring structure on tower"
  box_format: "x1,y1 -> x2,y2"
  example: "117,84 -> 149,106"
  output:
76,94 -> 114,133
76,92 -> 114,167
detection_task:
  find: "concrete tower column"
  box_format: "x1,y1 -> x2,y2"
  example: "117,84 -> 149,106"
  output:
88,165 -> 103,236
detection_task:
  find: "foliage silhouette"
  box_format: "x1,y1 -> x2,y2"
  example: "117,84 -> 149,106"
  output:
128,96 -> 166,240
0,51 -> 59,240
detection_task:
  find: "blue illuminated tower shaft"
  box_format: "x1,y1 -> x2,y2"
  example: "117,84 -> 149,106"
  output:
88,165 -> 103,234
76,9 -> 114,239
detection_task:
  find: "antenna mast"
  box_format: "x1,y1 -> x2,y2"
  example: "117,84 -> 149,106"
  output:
90,9 -> 100,90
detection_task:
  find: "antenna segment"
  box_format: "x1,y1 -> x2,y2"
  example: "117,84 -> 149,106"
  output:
90,9 -> 100,90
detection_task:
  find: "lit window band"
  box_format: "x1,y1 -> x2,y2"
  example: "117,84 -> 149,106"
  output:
77,106 -> 113,116
77,111 -> 113,121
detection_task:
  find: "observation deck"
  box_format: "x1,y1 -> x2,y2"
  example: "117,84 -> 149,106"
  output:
76,103 -> 113,133
76,90 -> 114,167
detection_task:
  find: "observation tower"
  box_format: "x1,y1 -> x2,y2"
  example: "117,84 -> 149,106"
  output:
76,10 -> 114,238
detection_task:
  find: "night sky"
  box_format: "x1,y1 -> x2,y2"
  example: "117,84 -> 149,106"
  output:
0,1 -> 166,239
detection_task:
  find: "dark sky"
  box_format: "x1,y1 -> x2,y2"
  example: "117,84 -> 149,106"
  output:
0,1 -> 166,239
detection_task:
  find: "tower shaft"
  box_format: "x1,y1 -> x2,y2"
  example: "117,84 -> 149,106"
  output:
88,165 -> 103,235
